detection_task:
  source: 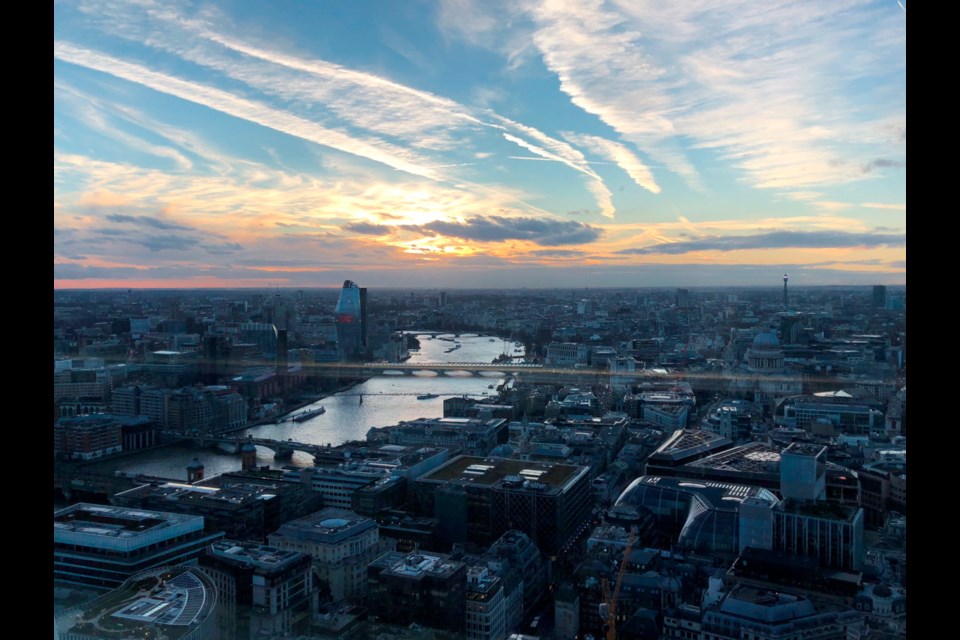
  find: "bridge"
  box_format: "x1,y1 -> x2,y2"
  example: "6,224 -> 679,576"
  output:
355,361 -> 544,376
166,433 -> 334,461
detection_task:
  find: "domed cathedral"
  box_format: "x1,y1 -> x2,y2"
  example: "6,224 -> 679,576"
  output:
726,330 -> 803,419
747,331 -> 785,372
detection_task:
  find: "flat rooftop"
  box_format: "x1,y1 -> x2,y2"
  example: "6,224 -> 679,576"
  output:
419,455 -> 584,490
371,551 -> 463,580
209,539 -> 304,570
117,481 -> 277,508
54,504 -> 200,543
782,442 -> 828,458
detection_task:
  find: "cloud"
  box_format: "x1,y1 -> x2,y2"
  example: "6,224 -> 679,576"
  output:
529,249 -> 585,257
420,216 -> 603,246
138,235 -> 202,252
345,222 -> 392,235
501,131 -> 615,218
862,158 -> 905,173
515,0 -> 905,191
54,42 -> 442,181
562,132 -> 660,194
78,191 -> 134,207
105,213 -> 192,231
862,202 -> 906,210
619,230 -> 905,255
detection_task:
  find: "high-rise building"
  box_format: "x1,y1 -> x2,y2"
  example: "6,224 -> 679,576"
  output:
334,280 -> 367,359
872,285 -> 887,308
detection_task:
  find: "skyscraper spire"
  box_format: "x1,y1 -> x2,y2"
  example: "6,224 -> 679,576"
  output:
783,273 -> 789,307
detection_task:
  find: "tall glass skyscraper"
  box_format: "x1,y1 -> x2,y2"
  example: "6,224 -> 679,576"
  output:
334,280 -> 367,359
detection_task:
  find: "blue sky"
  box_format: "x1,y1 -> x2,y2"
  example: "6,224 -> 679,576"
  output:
54,0 -> 906,288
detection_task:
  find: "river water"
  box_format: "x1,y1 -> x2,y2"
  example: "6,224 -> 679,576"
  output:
88,333 -> 524,481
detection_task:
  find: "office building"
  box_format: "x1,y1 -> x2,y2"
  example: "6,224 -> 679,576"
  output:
114,471 -> 321,542
544,342 -> 589,367
701,400 -> 753,442
772,500 -> 865,572
370,417 -> 508,457
200,540 -> 314,639
334,280 -> 367,359
465,566 -> 507,640
367,551 -> 467,632
486,529 -> 547,620
697,584 -> 864,640
644,429 -> 733,477
780,443 -> 827,502
777,390 -> 885,435
414,455 -> 592,556
268,508 -> 388,602
55,566 -> 220,640
54,503 -> 223,591
872,285 -> 887,308
608,476 -> 780,557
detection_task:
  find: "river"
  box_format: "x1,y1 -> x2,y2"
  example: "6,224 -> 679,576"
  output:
87,333 -> 524,481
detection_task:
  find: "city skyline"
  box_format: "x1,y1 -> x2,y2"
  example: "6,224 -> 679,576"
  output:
55,0 -> 905,289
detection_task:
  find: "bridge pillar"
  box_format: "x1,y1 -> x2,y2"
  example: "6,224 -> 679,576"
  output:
273,447 -> 294,461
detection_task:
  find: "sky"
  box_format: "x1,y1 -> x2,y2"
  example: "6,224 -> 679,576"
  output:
54,0 -> 906,289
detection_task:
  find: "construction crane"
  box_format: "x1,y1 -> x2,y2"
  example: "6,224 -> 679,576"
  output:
599,525 -> 637,640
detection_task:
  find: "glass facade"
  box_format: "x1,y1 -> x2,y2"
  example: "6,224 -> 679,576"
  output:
334,280 -> 366,358
611,477 -> 778,557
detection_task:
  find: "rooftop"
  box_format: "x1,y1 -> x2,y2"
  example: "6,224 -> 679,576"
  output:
649,429 -> 732,462
54,504 -> 203,550
209,539 -> 304,570
272,507 -> 376,543
716,584 -> 816,623
684,442 -> 781,475
116,480 -> 278,509
54,567 -> 216,639
371,551 -> 464,580
782,442 -> 828,459
419,455 -> 585,491
777,498 -> 860,522
615,475 -> 780,513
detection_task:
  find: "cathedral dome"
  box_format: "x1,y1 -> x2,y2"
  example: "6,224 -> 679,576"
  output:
752,331 -> 780,349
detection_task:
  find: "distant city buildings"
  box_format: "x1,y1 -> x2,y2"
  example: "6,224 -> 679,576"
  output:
52,283 -> 905,638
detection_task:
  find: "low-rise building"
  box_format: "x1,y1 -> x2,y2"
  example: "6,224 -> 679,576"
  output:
367,551 -> 467,632
55,566 -> 219,640
54,503 -> 222,591
268,508 -> 389,603
54,414 -> 123,460
200,539 -> 314,639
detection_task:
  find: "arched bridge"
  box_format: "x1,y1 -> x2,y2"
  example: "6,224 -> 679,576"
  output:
165,433 -> 329,461
356,361 -> 544,376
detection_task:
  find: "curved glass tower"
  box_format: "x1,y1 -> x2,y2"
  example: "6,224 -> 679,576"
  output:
334,280 -> 367,359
